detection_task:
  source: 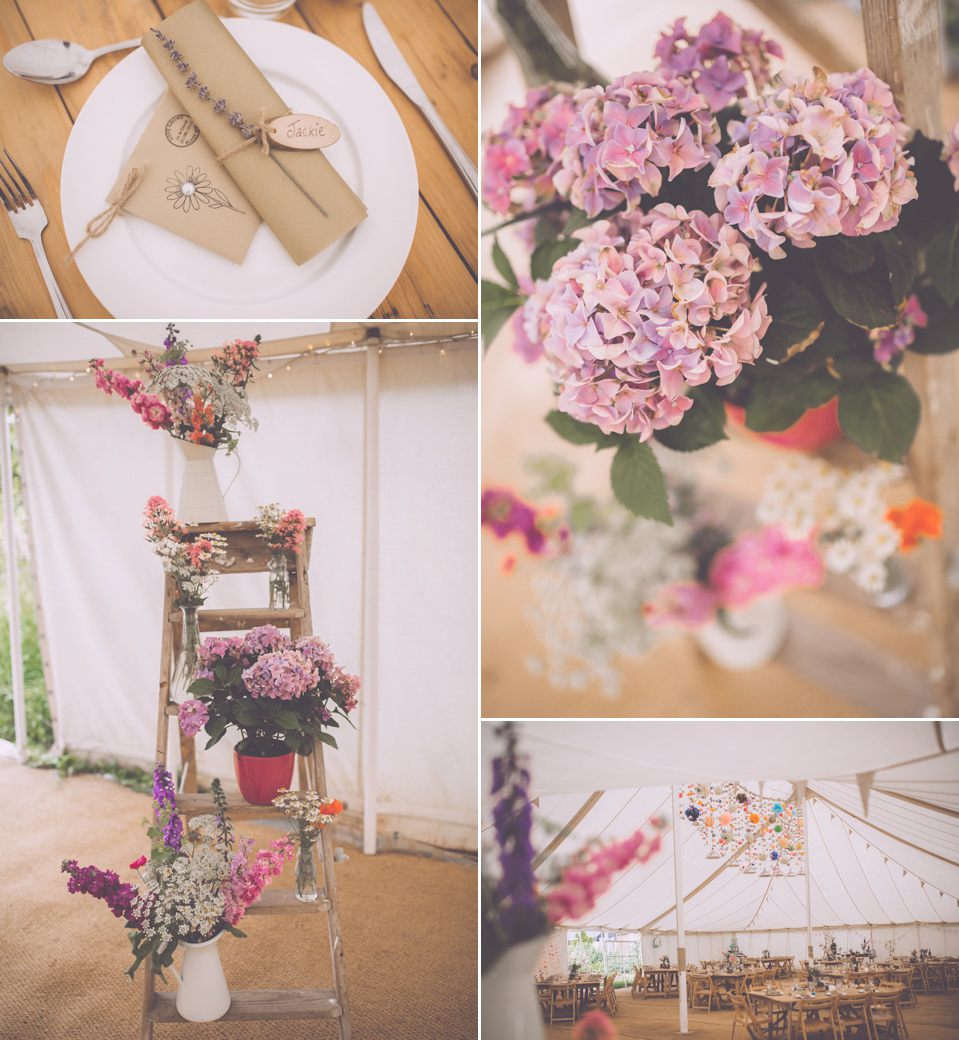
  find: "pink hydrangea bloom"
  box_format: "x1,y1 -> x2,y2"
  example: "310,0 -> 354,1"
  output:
194,635 -> 245,679
554,71 -> 720,217
482,86 -> 577,215
242,625 -> 293,658
177,698 -> 209,738
654,12 -> 784,112
712,68 -> 917,257
295,635 -> 335,675
243,649 -> 319,701
869,294 -> 927,363
522,205 -> 769,438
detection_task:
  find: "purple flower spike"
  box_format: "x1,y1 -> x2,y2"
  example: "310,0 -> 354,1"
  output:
185,73 -> 198,90
169,50 -> 182,62
198,86 -> 211,101
228,111 -> 245,128
176,61 -> 189,72
163,39 -> 175,51
213,99 -> 227,113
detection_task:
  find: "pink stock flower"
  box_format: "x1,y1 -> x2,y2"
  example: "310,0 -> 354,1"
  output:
221,835 -> 294,925
654,12 -> 784,112
177,699 -> 209,739
555,71 -> 720,217
713,68 -> 917,257
523,206 -> 768,439
131,392 -> 174,431
482,86 -> 577,215
709,525 -> 824,608
544,819 -> 666,923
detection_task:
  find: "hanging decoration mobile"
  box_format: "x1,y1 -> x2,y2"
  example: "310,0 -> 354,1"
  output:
678,783 -> 805,875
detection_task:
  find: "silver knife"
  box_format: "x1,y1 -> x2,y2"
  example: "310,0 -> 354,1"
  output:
361,2 -> 477,198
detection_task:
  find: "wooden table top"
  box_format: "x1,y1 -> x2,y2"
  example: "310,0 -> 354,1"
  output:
0,0 -> 477,319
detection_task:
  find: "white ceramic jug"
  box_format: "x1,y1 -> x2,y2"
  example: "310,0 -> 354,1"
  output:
170,930 -> 231,1022
177,440 -> 228,523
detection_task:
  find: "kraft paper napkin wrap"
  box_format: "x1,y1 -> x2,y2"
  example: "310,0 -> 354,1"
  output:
142,0 -> 367,267
110,89 -> 261,264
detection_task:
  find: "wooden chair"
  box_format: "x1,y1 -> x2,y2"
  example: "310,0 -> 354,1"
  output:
837,993 -> 872,1040
598,974 -> 618,1016
796,994 -> 841,1040
743,990 -> 790,1037
942,961 -> 959,993
921,962 -> 945,993
536,983 -> 552,1023
887,969 -> 916,1008
870,988 -> 906,1039
688,972 -> 720,1013
731,992 -> 787,1040
550,985 -> 578,1025
631,964 -> 642,998
910,965 -> 925,994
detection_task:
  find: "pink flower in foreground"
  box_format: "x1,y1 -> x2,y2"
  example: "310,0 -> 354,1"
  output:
129,855 -> 147,870
709,525 -> 824,608
545,818 -> 666,923
575,1011 -> 618,1040
178,699 -> 209,739
524,206 -> 768,439
131,392 -> 174,431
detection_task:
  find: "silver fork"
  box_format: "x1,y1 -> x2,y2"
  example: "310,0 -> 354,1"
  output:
0,149 -> 72,318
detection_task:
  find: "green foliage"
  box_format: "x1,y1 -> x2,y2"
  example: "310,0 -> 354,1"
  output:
838,370 -> 921,461
610,438 -> 672,525
481,279 -> 525,351
653,385 -> 727,452
910,286 -> 959,354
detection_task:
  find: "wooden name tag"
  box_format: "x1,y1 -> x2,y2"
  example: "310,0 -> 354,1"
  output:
267,114 -> 341,150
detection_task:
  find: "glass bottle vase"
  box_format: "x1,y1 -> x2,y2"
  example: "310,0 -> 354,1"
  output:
171,604 -> 202,702
294,832 -> 320,902
268,550 -> 291,610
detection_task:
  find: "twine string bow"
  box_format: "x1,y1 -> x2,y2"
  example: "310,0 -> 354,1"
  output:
66,164 -> 147,264
215,107 -> 289,163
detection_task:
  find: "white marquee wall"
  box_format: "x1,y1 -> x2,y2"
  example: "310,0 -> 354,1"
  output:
14,342 -> 477,850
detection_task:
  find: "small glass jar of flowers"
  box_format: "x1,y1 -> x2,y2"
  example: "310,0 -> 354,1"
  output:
178,626 -> 359,805
272,788 -> 344,902
254,504 -> 307,610
143,495 -> 227,698
61,767 -> 293,1007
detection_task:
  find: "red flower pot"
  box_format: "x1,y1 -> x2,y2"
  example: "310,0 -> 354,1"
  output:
234,747 -> 295,805
725,398 -> 841,452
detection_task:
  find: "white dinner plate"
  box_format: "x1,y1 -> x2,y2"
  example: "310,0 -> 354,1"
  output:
61,19 -> 417,318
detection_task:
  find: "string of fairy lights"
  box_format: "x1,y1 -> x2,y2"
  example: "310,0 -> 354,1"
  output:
5,325 -> 478,394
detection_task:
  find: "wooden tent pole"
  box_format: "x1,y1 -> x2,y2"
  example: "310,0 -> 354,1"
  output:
671,785 -> 688,1033
861,0 -> 959,714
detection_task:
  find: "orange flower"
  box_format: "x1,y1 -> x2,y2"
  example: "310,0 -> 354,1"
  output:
885,499 -> 943,551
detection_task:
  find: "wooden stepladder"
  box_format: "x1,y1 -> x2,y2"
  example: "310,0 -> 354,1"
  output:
141,519 -> 353,1040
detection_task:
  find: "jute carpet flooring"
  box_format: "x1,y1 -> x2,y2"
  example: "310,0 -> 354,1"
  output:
543,988 -> 959,1039
0,759 -> 477,1040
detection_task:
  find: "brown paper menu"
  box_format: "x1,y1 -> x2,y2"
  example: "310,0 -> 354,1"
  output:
141,0 -> 367,267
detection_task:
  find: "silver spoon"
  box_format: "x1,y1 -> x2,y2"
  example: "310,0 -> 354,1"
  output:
3,37 -> 140,84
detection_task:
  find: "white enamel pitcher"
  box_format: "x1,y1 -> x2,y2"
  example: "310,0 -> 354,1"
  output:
170,930 -> 231,1022
177,440 -> 228,523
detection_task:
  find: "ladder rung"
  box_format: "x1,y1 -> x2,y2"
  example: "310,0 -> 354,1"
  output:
245,888 -> 331,915
174,791 -> 287,819
148,988 -> 342,1022
168,607 -> 306,631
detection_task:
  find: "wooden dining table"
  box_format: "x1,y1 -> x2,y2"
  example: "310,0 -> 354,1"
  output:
752,983 -> 904,1040
0,0 -> 477,319
536,975 -> 604,1018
